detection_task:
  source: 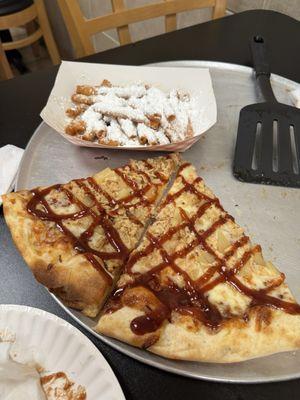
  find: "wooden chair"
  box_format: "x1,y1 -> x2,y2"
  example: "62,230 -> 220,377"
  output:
58,0 -> 227,58
0,0 -> 60,79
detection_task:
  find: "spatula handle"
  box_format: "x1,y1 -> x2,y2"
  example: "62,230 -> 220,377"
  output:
250,36 -> 277,103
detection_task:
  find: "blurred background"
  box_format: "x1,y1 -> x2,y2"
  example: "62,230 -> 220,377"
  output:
1,0 -> 300,79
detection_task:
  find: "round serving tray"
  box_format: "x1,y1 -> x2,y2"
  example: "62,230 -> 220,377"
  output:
16,61 -> 300,383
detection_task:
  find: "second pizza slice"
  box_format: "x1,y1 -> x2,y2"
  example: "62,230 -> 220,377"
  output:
96,161 -> 300,362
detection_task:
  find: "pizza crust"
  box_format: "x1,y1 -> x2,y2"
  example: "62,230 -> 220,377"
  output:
97,304 -> 300,362
3,191 -> 110,317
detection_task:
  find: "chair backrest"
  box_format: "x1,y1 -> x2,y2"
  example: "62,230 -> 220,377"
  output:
58,0 -> 227,58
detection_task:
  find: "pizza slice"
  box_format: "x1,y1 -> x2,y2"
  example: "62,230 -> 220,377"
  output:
96,161 -> 300,362
3,154 -> 179,317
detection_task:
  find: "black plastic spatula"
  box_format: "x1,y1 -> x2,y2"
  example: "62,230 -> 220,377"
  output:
233,36 -> 300,188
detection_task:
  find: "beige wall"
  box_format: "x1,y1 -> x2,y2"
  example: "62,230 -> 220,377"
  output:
228,0 -> 300,20
46,0 -> 300,59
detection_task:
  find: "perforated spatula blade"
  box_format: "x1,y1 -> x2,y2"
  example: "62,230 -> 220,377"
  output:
233,36 -> 300,188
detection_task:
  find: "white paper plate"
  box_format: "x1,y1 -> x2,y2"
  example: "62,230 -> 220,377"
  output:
0,305 -> 125,400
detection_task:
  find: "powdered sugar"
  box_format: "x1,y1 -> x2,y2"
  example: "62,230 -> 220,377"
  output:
93,102 -> 148,123
118,118 -> 137,138
66,80 -> 203,146
97,83 -> 146,99
80,108 -> 107,133
137,124 -> 169,145
106,119 -> 137,146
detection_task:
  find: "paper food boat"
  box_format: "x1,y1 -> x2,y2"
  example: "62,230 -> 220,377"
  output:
40,61 -> 217,152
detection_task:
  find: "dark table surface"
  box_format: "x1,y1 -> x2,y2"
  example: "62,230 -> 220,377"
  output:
1,9 -> 300,400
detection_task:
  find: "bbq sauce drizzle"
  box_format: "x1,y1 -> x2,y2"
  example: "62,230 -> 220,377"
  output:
26,160 -> 168,284
107,162 -> 300,335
